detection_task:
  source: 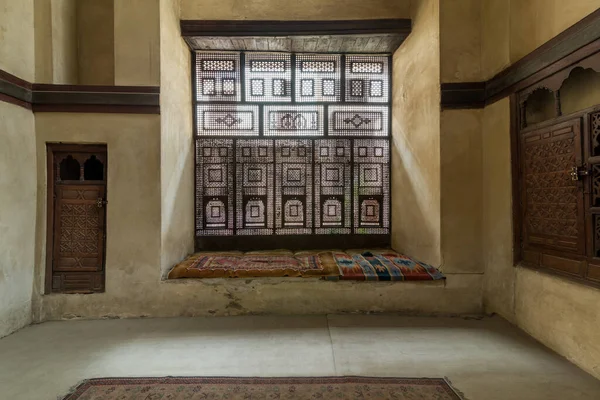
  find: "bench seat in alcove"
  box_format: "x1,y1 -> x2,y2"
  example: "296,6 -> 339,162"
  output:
167,249 -> 445,281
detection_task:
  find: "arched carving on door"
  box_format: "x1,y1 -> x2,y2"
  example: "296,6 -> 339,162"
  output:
84,155 -> 104,181
59,155 -> 81,181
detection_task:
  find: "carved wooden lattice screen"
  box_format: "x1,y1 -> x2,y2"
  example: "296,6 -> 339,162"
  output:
194,52 -> 391,250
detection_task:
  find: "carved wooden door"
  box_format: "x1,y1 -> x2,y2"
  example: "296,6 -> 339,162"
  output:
48,145 -> 107,293
520,118 -> 586,276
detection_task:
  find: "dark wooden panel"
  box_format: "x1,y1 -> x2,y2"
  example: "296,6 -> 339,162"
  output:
196,234 -> 390,252
53,185 -> 105,273
188,34 -> 407,54
32,84 -> 160,93
541,253 -> 584,275
32,104 -> 160,114
522,249 -> 541,265
0,67 -> 161,114
520,118 -> 586,264
0,69 -> 33,109
46,144 -> 108,294
440,82 -> 486,109
181,19 -> 412,37
587,263 -> 600,282
52,272 -> 105,294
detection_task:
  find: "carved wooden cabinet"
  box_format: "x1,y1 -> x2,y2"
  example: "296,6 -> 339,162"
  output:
46,144 -> 107,293
520,118 -> 586,275
518,104 -> 600,284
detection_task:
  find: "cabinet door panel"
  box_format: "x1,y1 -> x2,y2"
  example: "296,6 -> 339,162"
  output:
521,118 -> 586,275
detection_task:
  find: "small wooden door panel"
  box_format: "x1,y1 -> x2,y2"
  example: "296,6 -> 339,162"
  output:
521,118 -> 586,276
53,185 -> 105,272
46,144 -> 107,294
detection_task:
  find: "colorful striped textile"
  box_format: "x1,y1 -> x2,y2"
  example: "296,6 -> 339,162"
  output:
334,250 -> 445,281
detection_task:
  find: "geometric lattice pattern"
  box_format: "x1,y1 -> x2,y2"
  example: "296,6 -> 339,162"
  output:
264,105 -> 325,136
353,139 -> 390,234
314,139 -> 352,234
246,53 -> 292,102
275,139 -> 313,234
328,105 -> 389,136
194,51 -> 391,238
296,54 -> 341,102
345,55 -> 389,103
521,124 -> 581,254
195,139 -> 389,236
591,112 -> 600,156
54,185 -> 104,272
196,52 -> 242,102
195,139 -> 235,236
59,202 -> 99,255
196,104 -> 259,136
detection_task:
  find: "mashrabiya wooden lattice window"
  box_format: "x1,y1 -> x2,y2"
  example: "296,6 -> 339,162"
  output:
194,51 -> 391,244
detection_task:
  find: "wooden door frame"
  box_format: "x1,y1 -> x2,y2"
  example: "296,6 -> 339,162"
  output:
45,143 -> 108,294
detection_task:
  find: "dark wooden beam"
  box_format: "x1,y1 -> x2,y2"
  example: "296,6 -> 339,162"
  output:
0,70 -> 160,114
486,8 -> 600,102
181,19 -> 412,37
0,69 -> 33,109
440,82 -> 486,110
441,8 -> 600,109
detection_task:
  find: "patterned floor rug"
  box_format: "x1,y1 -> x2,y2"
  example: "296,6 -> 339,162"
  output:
62,376 -> 463,399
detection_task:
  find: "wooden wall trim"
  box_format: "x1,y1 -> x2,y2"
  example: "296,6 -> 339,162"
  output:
0,69 -> 160,114
440,82 -> 485,109
0,70 -> 33,109
181,19 -> 412,37
441,8 -> 600,110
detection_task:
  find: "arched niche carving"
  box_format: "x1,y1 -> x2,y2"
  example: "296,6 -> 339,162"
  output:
523,87 -> 556,126
559,66 -> 600,115
84,155 -> 104,181
59,155 -> 81,181
518,52 -> 600,128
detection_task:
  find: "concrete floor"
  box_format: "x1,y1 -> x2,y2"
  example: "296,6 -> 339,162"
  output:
0,315 -> 599,400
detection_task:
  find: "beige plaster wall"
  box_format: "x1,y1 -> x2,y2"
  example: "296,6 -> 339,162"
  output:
0,0 -> 35,81
516,267 -> 600,379
37,275 -> 482,321
0,103 -> 36,338
34,0 -> 79,84
77,0 -> 115,85
481,0 -> 510,80
0,0 -> 36,339
114,0 -> 160,86
440,109 -> 483,274
480,0 -> 598,79
32,113 -> 162,316
51,0 -> 78,84
180,0 -> 411,20
159,0 -> 194,276
391,0 -> 441,266
34,0 -> 54,83
510,0 -> 600,65
440,0 -> 481,83
481,97 -> 515,322
438,2 -> 485,274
